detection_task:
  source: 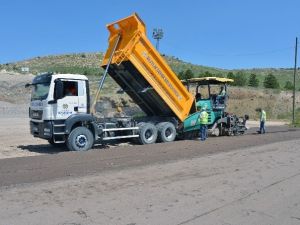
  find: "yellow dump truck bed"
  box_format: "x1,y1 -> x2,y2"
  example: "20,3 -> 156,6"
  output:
102,13 -> 195,122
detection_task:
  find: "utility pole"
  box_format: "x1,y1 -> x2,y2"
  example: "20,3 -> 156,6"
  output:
152,28 -> 164,51
292,37 -> 298,125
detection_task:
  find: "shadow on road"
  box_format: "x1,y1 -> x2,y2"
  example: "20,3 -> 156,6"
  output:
17,141 -> 129,154
16,127 -> 296,154
247,126 -> 299,135
17,144 -> 68,154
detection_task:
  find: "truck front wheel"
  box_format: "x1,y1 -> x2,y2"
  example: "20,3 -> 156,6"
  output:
66,127 -> 94,151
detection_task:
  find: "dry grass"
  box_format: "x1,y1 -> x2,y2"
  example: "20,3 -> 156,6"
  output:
227,87 -> 299,120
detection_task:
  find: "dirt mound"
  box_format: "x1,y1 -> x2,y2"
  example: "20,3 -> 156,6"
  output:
0,70 -> 33,104
0,71 -> 34,117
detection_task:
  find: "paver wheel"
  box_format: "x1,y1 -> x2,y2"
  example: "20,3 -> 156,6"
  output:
66,127 -> 94,151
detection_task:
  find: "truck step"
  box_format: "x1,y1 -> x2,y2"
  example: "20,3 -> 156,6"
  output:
54,141 -> 65,144
53,124 -> 65,127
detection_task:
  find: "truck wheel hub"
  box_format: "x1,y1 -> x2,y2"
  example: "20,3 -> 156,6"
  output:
145,130 -> 153,141
165,128 -> 172,138
76,135 -> 87,147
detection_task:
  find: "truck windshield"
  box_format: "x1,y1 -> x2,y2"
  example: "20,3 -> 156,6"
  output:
31,82 -> 50,100
30,73 -> 52,101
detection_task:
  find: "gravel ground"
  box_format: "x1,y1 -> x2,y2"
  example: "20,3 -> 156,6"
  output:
0,117 -> 287,160
0,138 -> 300,225
0,61 -> 298,225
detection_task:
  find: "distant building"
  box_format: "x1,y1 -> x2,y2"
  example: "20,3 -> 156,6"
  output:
21,67 -> 29,73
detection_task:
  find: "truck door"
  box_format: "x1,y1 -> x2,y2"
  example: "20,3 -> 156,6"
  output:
56,80 -> 81,119
77,80 -> 87,114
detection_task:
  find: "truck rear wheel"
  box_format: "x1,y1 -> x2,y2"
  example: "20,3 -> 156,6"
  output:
157,122 -> 176,142
138,123 -> 158,145
66,127 -> 94,151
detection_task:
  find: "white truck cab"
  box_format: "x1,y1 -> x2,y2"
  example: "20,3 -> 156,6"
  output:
28,72 -> 141,151
29,73 -> 90,145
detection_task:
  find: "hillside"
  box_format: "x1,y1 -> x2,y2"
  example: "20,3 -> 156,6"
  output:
0,52 -> 299,122
0,70 -> 299,122
1,52 -> 299,89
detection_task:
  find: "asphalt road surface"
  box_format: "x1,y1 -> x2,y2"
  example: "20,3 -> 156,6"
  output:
0,125 -> 300,225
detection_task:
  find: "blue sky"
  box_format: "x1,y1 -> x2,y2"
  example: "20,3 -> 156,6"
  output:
0,0 -> 299,69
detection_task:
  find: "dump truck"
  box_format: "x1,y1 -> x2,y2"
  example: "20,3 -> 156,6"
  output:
27,13 -> 247,151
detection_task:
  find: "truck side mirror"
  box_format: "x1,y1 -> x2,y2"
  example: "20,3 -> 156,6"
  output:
54,79 -> 64,100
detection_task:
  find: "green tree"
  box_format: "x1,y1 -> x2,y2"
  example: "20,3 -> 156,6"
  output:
184,69 -> 194,80
216,73 -> 224,78
178,71 -> 185,80
178,69 -> 194,80
248,73 -> 259,87
227,72 -> 236,86
284,81 -> 293,90
198,71 -> 213,78
234,71 -> 247,87
227,72 -> 235,79
263,73 -> 280,89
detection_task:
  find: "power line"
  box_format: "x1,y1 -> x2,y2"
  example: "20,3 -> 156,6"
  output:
199,46 -> 294,57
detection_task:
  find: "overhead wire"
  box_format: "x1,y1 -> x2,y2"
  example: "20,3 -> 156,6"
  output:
198,46 -> 294,57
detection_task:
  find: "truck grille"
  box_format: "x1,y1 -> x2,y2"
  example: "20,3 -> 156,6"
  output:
30,109 -> 43,120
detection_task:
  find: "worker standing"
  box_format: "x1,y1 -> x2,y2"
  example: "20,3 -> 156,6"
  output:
256,108 -> 266,134
199,104 -> 209,141
216,86 -> 226,106
219,86 -> 226,96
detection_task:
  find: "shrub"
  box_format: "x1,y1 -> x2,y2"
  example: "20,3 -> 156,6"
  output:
178,71 -> 185,80
284,81 -> 294,90
263,73 -> 280,89
234,71 -> 247,87
184,69 -> 194,79
227,72 -> 235,80
178,69 -> 194,80
12,65 -> 18,71
248,73 -> 259,87
199,71 -> 213,78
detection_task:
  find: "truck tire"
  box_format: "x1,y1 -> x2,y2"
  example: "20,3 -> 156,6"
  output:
157,122 -> 176,142
66,126 -> 94,151
138,123 -> 158,145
